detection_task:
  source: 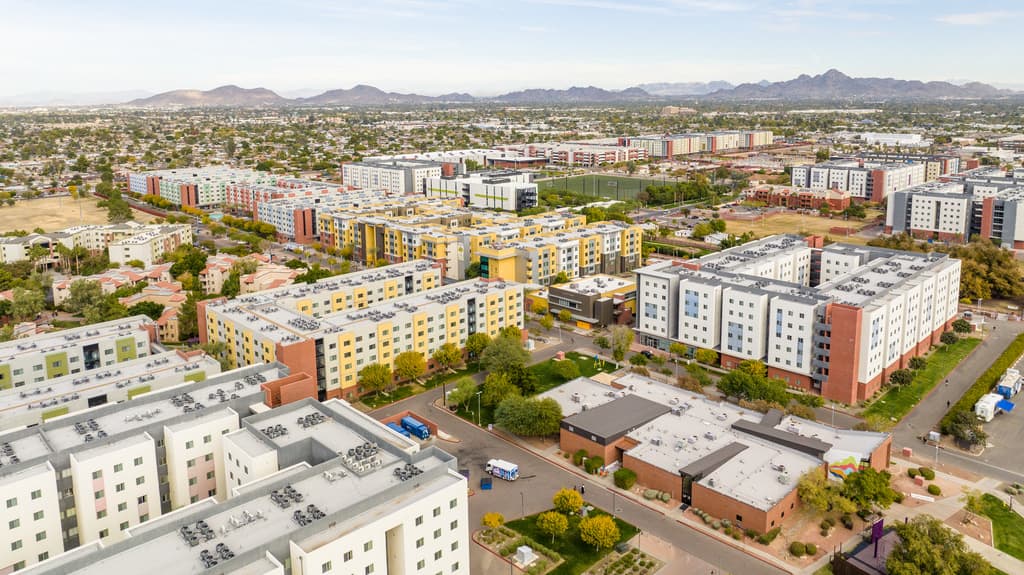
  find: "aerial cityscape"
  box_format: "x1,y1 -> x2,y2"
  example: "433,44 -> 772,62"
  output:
2,1 -> 1024,574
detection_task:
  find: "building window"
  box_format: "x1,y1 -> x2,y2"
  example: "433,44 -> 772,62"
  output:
322,561 -> 332,573
186,441 -> 194,449
11,540 -> 22,551
138,495 -> 147,504
364,541 -> 373,551
116,483 -> 125,493
434,550 -> 443,560
344,551 -> 353,562
203,435 -> 212,444
92,470 -> 102,480
114,463 -> 123,473
33,511 -> 43,521
736,514 -> 743,522
99,529 -> 109,538
95,490 -> 104,500
8,519 -> 18,529
434,528 -> 442,539
415,515 -> 423,526
119,522 -> 129,531
416,537 -> 424,548
365,566 -> 374,575
118,502 -> 127,512
97,510 -> 107,519
136,476 -> 145,486
134,457 -> 143,466
449,498 -> 458,509
433,507 -> 441,517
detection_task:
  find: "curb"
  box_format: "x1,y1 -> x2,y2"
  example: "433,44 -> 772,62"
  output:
471,532 -> 521,573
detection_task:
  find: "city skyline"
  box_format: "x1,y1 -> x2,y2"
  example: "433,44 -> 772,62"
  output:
1,0 -> 1021,99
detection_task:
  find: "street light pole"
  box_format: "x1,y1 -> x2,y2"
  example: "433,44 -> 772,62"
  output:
475,391 -> 482,427
520,492 -> 525,518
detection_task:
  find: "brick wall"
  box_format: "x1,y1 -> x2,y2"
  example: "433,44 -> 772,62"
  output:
621,452 -> 682,500
692,471 -> 805,534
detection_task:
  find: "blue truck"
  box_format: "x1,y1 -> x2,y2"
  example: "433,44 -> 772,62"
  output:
401,416 -> 430,440
386,422 -> 411,438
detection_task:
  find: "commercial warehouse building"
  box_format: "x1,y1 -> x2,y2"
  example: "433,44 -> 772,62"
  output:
542,374 -> 890,533
425,171 -> 538,211
634,235 -> 960,404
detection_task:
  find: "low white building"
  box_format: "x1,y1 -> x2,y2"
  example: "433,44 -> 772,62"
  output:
425,171 -> 538,211
342,159 -> 442,195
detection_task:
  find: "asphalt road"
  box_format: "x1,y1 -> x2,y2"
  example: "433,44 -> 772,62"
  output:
372,381 -> 786,575
894,318 -> 1024,483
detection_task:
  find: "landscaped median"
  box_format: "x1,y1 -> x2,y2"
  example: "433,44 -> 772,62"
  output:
941,332 -> 1024,436
971,494 -> 1024,562
863,336 -> 981,427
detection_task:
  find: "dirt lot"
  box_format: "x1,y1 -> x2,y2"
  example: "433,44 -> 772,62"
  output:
722,212 -> 877,245
0,196 -> 155,231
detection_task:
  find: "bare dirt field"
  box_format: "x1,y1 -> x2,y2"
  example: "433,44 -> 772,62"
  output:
0,197 -> 155,232
722,212 -> 877,245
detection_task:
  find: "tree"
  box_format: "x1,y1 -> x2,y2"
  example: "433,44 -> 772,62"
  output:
500,325 -> 522,341
447,377 -> 477,409
63,280 -> 104,314
198,341 -> 231,371
593,335 -> 610,350
393,351 -> 426,383
481,372 -> 520,407
629,353 -> 648,366
465,261 -> 482,279
843,203 -> 867,220
481,512 -> 504,530
295,263 -> 333,284
841,468 -> 899,510
551,271 -> 570,285
579,515 -> 620,552
609,325 -> 634,363
494,397 -> 563,436
694,348 -> 718,365
889,369 -> 914,387
176,292 -> 201,342
480,335 -> 530,374
359,363 -> 392,395
532,300 -> 548,316
539,313 -> 555,332
553,359 -> 581,381
946,409 -> 988,446
536,511 -> 569,544
815,148 -> 831,161
11,287 -> 45,320
797,470 -> 856,515
552,488 -> 584,514
887,516 -> 992,575
465,332 -> 491,363
431,343 -> 462,372
127,301 -> 164,321
908,356 -> 926,370
941,331 -> 959,345
952,318 -> 972,334
557,308 -> 573,323
168,246 -> 208,279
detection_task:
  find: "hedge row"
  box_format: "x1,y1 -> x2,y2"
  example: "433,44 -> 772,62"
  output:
940,333 -> 1024,435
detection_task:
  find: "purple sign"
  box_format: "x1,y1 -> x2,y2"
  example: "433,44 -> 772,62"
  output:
871,518 -> 884,542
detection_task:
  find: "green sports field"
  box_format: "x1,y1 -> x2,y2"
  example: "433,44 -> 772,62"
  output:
536,174 -> 681,201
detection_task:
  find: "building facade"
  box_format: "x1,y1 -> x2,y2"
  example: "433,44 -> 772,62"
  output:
425,171 -> 538,211
128,167 -> 276,209
790,160 -> 925,202
341,159 -> 442,195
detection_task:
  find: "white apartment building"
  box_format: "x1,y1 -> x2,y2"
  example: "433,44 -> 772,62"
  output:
128,167 -> 275,209
0,463 -> 64,572
0,350 -> 220,432
790,160 -> 925,201
0,315 -> 156,390
887,180 -> 1024,249
254,189 -> 389,243
342,159 -> 443,195
425,171 -> 538,211
21,398 -> 469,575
108,225 -> 192,268
0,362 -> 287,571
635,235 -> 960,404
0,223 -> 190,267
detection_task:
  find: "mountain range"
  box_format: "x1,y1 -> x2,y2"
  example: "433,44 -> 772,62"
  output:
64,70 -> 1021,108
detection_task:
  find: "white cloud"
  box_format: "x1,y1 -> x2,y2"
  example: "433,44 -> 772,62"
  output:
525,0 -> 671,14
935,11 -> 1014,26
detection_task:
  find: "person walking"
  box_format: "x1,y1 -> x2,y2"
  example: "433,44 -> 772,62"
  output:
580,485 -> 585,496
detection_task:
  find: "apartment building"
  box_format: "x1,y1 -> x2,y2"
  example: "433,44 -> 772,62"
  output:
425,171 -> 538,211
542,374 -> 890,533
199,271 -> 523,402
21,397 -> 468,575
0,350 -> 220,432
52,264 -> 174,307
886,180 -> 1024,248
223,178 -> 350,216
496,143 -> 649,166
619,130 -> 773,157
0,223 -> 191,267
476,221 -> 643,285
953,166 -> 1024,196
107,225 -> 193,268
634,235 -> 960,403
748,186 -> 851,212
0,316 -> 157,390
341,159 -> 442,194
128,167 -> 276,209
833,152 -> 960,182
0,363 -> 295,572
255,189 -> 390,243
790,160 -> 925,202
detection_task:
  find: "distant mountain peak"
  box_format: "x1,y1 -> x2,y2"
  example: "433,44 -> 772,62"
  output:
705,70 -> 1012,100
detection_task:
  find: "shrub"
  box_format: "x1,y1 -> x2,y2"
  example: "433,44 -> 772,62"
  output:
643,489 -> 658,500
573,449 -> 588,466
894,492 -> 905,503
756,527 -> 781,545
820,519 -> 832,530
658,492 -> 671,502
907,468 -> 918,478
820,528 -> 830,537
702,515 -> 712,524
722,519 -> 732,528
805,543 -> 818,555
942,333 -> 1024,434
731,529 -> 742,540
584,456 -> 605,474
744,528 -> 758,539
789,542 -> 806,557
928,484 -> 942,496
918,467 -> 935,480
614,468 -> 638,490
712,521 -> 721,530
841,514 -> 854,529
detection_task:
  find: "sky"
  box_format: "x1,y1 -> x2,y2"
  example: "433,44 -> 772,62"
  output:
1,0 -> 1021,98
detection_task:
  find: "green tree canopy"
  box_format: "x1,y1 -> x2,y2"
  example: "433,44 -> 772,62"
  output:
609,325 -> 634,363
446,377 -> 477,409
63,279 -> 105,314
578,515 -> 620,552
480,334 -> 530,374
552,488 -> 584,514
431,343 -> 462,372
393,351 -> 426,383
494,396 -> 562,436
359,363 -> 392,394
465,332 -> 491,360
11,287 -> 45,320
481,372 -> 520,407
887,516 -> 992,575
536,511 -> 569,544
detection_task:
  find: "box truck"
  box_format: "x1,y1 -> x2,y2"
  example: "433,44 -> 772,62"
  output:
485,459 -> 519,481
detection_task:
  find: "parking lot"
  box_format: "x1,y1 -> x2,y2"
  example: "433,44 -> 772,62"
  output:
970,352 -> 1024,473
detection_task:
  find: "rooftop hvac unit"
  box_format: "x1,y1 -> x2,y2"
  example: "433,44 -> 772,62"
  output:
778,473 -> 790,484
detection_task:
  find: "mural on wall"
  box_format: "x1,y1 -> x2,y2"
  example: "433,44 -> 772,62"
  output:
827,454 -> 869,479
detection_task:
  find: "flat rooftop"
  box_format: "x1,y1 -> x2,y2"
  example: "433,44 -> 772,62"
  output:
817,245 -> 954,306
0,350 -> 219,424
31,400 -> 462,575
0,315 -> 154,364
552,274 -> 634,296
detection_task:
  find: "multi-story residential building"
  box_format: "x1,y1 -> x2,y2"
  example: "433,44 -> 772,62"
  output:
0,350 -> 220,432
790,160 -> 925,202
619,130 -> 773,157
19,397 -> 468,575
223,177 -> 350,216
341,159 -> 442,195
198,270 -> 522,402
953,166 -> 1024,196
634,235 -> 960,404
0,362 -> 304,572
832,152 -> 960,182
542,373 -> 890,534
107,225 -> 192,268
425,171 -> 538,211
128,167 -> 275,209
476,221 -> 643,285
0,316 -> 157,390
0,224 -> 191,267
255,189 -> 390,243
496,143 -> 649,166
885,180 -> 1024,248
199,253 -> 300,296
51,264 -> 174,307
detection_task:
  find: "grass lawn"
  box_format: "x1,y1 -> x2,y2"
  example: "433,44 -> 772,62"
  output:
361,384 -> 420,409
506,509 -> 638,575
537,174 -> 672,201
529,351 -> 618,395
975,494 -> 1024,561
862,337 -> 980,427
422,364 -> 480,389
